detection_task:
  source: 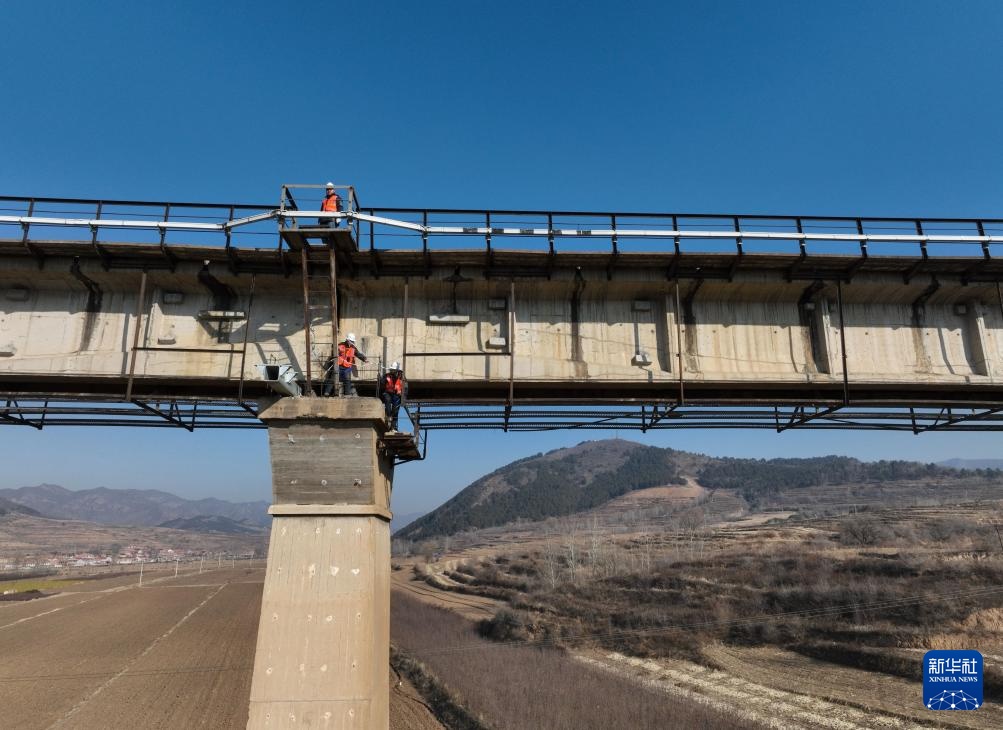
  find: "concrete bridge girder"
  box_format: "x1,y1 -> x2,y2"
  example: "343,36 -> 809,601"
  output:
0,253 -> 1001,398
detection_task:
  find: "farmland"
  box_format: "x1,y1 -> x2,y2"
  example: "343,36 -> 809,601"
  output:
393,485 -> 1003,729
0,564 -> 441,729
0,566 -> 260,729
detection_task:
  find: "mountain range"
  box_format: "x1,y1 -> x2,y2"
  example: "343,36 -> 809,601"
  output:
396,440 -> 1003,540
0,496 -> 40,518
0,484 -> 270,527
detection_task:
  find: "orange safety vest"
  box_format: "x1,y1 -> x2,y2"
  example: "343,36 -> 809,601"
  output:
383,373 -> 403,395
321,192 -> 341,213
338,342 -> 356,368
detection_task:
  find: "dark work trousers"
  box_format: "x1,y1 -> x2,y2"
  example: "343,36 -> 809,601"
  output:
339,365 -> 356,396
322,364 -> 337,397
382,393 -> 401,427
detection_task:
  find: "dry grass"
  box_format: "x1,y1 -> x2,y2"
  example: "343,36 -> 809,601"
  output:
422,505 -> 1003,713
391,645 -> 488,730
391,591 -> 751,730
961,606 -> 1003,633
0,577 -> 77,593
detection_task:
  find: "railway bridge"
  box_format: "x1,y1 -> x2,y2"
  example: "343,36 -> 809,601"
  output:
2,186 -> 1003,728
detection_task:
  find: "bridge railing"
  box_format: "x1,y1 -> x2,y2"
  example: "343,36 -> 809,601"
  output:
5,193 -> 1003,258
350,208 -> 1003,261
4,193 -> 1003,262
0,195 -> 279,260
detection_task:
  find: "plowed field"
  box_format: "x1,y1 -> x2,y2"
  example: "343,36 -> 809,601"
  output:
0,568 -> 441,729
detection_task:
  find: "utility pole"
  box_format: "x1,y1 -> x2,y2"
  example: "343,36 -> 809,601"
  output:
199,555 -> 204,574
175,559 -> 179,578
139,561 -> 144,587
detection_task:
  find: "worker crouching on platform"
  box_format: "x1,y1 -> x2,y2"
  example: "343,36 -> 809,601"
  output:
326,333 -> 367,397
381,361 -> 407,431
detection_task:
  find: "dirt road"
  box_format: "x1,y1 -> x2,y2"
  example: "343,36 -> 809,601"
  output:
391,567 -> 501,621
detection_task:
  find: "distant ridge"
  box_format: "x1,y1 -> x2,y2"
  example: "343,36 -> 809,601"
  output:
0,496 -> 40,517
396,440 -> 685,540
396,440 -> 993,540
939,458 -> 1003,470
0,484 -> 269,527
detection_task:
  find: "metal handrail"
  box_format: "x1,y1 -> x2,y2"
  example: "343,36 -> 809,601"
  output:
3,191 -> 1003,260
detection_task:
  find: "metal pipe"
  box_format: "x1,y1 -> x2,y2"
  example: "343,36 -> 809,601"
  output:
402,279 -> 409,376
329,244 -> 338,367
675,279 -> 685,405
301,248 -> 312,394
125,271 -> 147,401
403,351 -> 513,357
133,346 -> 239,353
237,273 -> 256,405
508,280 -> 516,407
13,207 -> 1003,246
836,279 -> 850,406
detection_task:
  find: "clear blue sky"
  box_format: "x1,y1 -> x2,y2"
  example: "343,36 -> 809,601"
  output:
2,1 -> 1002,514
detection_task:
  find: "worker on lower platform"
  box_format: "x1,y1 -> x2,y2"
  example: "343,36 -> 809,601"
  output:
320,182 -> 341,228
336,333 -> 366,397
381,361 -> 407,431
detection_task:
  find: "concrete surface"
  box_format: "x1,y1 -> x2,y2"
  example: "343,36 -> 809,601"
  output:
249,398 -> 391,730
1,253 -> 1000,401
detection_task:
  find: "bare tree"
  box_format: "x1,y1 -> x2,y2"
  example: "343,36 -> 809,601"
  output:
542,536 -> 560,590
587,517 -> 602,576
565,521 -> 579,584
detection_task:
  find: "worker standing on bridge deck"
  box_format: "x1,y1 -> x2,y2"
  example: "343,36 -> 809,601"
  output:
320,182 -> 341,228
336,333 -> 367,397
381,361 -> 407,431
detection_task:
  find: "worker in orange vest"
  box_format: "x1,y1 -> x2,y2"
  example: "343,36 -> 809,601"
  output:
380,361 -> 407,431
319,182 -> 341,228
324,333 -> 367,396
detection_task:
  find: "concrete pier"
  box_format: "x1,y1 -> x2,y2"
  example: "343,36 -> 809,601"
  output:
248,397 -> 393,730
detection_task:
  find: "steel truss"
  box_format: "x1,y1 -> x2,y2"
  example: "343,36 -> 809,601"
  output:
3,397 -> 1003,433
0,397 -> 262,429
407,402 -> 1003,432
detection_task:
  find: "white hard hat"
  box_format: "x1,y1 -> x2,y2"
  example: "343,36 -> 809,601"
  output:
325,182 -> 334,188
346,332 -> 356,343
390,361 -> 400,370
